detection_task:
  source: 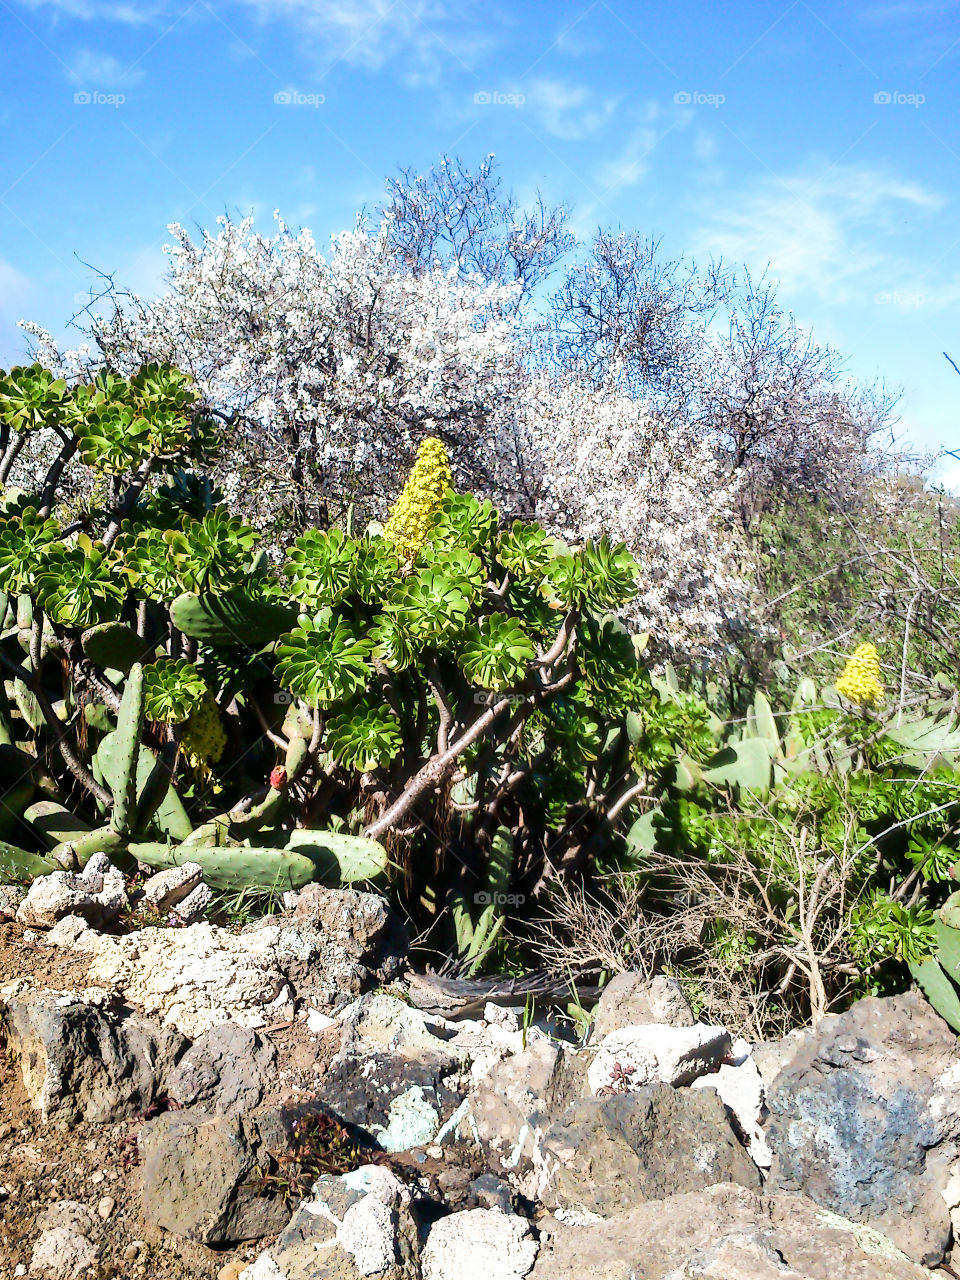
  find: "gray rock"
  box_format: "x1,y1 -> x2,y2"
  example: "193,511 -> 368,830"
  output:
141,862 -> 204,911
172,880 -> 213,923
141,1105 -> 294,1244
764,991 -> 960,1266
541,1083 -> 760,1215
0,883 -> 26,920
469,1174 -> 515,1214
589,973 -> 694,1041
421,1209 -> 538,1280
1,989 -> 186,1125
337,993 -> 456,1064
251,883 -> 407,1012
16,852 -> 126,929
471,1040 -> 564,1167
529,1183 -> 929,1280
168,1024 -> 277,1114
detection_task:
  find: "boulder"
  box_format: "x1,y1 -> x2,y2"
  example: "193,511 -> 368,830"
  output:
141,1105 -> 294,1244
320,1050 -> 464,1152
16,852 -> 126,929
764,990 -> 960,1266
420,1208 -> 538,1280
168,1024 -> 277,1114
529,1183 -> 929,1280
470,1040 -> 564,1168
540,1083 -> 760,1214
0,987 -> 185,1125
589,973 -> 694,1041
586,1022 -> 731,1094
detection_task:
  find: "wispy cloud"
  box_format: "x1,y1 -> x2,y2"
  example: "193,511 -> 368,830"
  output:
524,77 -> 619,141
64,47 -> 146,84
18,0 -> 161,22
17,0 -> 495,81
694,164 -> 943,300
234,0 -> 493,81
593,102 -> 677,195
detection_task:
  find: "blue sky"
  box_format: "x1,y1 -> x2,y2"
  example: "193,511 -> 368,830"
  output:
1,0 -> 959,475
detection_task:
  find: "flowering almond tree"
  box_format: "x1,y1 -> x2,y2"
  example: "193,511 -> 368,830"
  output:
24,214 -> 523,534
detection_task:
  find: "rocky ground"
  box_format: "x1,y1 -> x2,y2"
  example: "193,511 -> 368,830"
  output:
0,860 -> 958,1279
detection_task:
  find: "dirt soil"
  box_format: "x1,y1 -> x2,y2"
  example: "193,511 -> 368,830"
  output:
0,920 -> 343,1280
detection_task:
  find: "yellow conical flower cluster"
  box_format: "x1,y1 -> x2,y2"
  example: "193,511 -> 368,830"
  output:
179,688 -> 227,768
836,642 -> 884,707
383,437 -> 453,564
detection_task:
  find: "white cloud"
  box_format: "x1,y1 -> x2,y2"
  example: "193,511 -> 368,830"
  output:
593,102 -> 674,194
524,78 -> 619,141
65,47 -> 146,85
234,0 -> 492,81
693,164 -> 943,300
19,0 -> 493,80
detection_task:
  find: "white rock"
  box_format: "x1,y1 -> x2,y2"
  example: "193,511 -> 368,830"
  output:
37,1201 -> 97,1236
692,1039 -> 771,1169
421,1208 -> 538,1280
587,1023 -> 731,1095
17,853 -> 126,930
43,915 -> 93,948
306,1008 -> 339,1034
238,1257 -> 286,1280
86,922 -> 298,1037
29,1227 -> 96,1279
337,1195 -> 397,1275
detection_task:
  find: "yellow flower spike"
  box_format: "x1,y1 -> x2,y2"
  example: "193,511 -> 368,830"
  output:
383,437 -> 453,564
835,642 -> 884,708
179,688 -> 227,768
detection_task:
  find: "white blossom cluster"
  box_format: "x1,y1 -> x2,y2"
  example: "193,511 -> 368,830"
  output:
519,373 -> 755,656
24,214 -> 523,527
20,212 -> 762,656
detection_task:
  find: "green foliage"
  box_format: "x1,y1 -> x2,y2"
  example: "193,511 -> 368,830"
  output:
0,364 -> 67,433
622,670 -> 960,1029
143,658 -> 207,724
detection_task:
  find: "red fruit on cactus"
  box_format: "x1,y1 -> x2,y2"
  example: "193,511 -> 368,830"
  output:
270,766 -> 288,790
